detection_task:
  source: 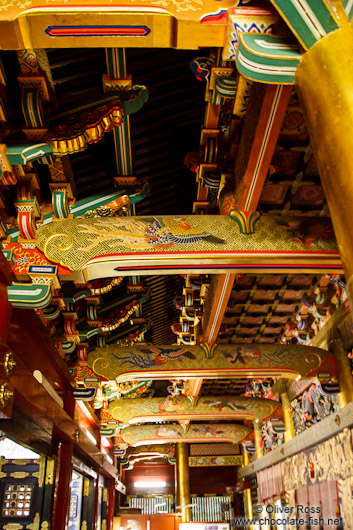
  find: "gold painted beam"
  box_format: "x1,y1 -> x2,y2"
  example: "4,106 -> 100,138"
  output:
35,214 -> 341,279
88,343 -> 336,382
108,395 -> 281,425
118,423 -> 252,446
125,444 -> 175,458
0,2 -> 231,50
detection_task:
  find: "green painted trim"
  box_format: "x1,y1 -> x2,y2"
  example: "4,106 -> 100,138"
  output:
87,303 -> 97,321
215,77 -> 237,99
7,143 -> 53,165
2,249 -> 14,264
116,48 -> 127,78
123,86 -> 149,115
22,88 -> 44,128
97,335 -> 105,348
42,305 -> 61,320
270,0 -> 339,50
7,283 -> 52,309
114,117 -> 132,176
237,34 -> 301,84
78,327 -> 102,339
63,288 -> 91,303
52,190 -> 69,219
62,341 -> 77,353
106,48 -> 126,78
138,288 -> 151,305
240,34 -> 301,59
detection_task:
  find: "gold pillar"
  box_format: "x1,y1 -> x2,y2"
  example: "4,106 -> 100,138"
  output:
241,445 -> 253,524
176,443 -> 191,522
253,421 -> 263,460
329,335 -> 353,407
242,444 -> 249,468
280,392 -> 295,442
295,24 -> 353,316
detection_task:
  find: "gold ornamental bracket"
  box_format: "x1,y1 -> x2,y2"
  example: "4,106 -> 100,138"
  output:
88,343 -> 336,382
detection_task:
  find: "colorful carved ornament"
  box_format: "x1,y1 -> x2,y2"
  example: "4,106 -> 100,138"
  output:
45,100 -> 124,155
223,5 -> 279,60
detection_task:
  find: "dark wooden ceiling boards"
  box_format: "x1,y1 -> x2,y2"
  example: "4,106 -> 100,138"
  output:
45,47 -> 207,344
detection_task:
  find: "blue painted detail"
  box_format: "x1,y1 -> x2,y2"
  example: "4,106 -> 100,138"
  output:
28,265 -> 57,274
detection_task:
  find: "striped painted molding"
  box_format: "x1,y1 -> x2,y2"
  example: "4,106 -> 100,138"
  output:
236,33 -> 301,84
270,0 -> 340,50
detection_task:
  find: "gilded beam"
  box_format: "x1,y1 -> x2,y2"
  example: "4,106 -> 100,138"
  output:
118,423 -> 252,446
125,445 -> 175,458
0,1 -> 231,50
88,343 -> 336,382
35,214 -> 341,279
108,395 -> 281,425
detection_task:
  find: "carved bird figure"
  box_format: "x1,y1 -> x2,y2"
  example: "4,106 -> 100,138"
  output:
141,217 -> 226,247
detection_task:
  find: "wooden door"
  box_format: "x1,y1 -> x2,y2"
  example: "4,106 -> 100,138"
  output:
150,514 -> 176,530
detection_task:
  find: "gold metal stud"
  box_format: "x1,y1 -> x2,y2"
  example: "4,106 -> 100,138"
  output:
0,383 -> 13,408
0,352 -> 16,376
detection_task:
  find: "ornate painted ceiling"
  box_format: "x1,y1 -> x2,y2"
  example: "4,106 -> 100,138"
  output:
0,0 -> 347,469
